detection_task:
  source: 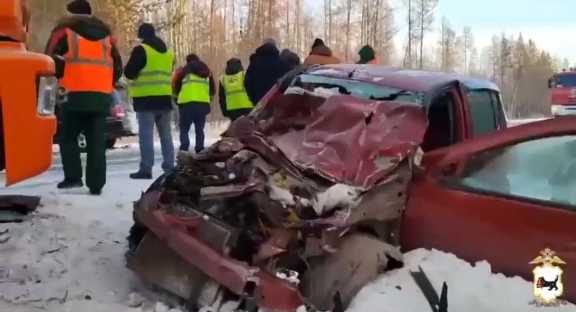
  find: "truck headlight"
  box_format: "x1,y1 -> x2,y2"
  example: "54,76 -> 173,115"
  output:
37,76 -> 58,116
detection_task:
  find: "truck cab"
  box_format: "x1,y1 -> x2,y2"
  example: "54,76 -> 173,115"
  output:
0,0 -> 57,185
549,69 -> 576,117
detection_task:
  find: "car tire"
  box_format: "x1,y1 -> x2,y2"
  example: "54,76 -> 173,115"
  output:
127,173 -> 167,255
77,134 -> 87,154
301,234 -> 400,311
106,138 -> 117,149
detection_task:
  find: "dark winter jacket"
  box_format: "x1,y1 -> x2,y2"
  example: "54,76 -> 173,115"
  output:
219,59 -> 251,119
124,37 -> 174,111
280,49 -> 302,72
303,44 -> 341,66
245,43 -> 290,105
45,15 -> 123,114
173,58 -> 215,108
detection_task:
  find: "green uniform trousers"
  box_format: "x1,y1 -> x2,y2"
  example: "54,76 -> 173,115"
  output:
59,110 -> 107,191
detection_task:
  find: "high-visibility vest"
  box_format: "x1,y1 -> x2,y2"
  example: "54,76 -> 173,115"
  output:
60,28 -> 113,93
177,73 -> 210,105
129,44 -> 174,98
221,72 -> 254,111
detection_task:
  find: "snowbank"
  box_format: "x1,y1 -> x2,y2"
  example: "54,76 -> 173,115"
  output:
0,168 -> 154,312
349,249 -> 574,312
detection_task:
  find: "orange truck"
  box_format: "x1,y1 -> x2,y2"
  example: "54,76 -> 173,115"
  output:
0,0 -> 57,186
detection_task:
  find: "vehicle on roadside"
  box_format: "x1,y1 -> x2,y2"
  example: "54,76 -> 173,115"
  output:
54,81 -> 136,151
549,69 -> 576,117
126,65 -> 575,311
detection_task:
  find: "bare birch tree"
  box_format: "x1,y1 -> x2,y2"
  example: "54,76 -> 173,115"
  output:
462,26 -> 473,74
414,0 -> 437,69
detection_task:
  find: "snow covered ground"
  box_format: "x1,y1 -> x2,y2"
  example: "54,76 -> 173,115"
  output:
1,121 -> 574,312
350,249 -> 574,312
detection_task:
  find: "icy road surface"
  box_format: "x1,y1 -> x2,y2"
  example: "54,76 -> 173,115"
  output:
1,121 -> 573,312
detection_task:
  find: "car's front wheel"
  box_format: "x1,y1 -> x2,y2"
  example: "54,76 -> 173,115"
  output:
301,234 -> 403,311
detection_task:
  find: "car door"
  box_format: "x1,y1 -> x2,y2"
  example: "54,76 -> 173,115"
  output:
402,117 -> 576,301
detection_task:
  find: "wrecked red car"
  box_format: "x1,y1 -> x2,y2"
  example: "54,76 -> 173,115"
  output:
127,65 -> 575,310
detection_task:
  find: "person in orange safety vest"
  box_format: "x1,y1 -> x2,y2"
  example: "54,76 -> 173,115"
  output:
45,0 -> 122,195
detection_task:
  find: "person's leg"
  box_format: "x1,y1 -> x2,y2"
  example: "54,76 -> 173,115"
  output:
178,105 -> 193,152
84,112 -> 107,194
58,110 -> 83,188
132,111 -> 154,178
192,106 -> 208,153
155,110 -> 175,172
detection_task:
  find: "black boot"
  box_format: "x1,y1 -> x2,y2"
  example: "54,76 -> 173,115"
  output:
89,188 -> 102,196
57,180 -> 83,189
129,171 -> 152,180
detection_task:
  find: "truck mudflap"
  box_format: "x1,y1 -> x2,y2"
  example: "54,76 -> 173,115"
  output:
131,193 -> 305,312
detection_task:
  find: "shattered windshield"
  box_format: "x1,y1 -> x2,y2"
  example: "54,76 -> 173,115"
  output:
288,74 -> 424,105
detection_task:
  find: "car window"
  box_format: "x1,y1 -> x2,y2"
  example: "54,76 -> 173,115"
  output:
553,74 -> 576,88
422,91 -> 457,151
290,74 -> 425,105
447,135 -> 576,209
467,90 -> 498,137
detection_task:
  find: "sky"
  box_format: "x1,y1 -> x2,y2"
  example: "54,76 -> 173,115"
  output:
435,0 -> 576,62
307,0 -> 576,64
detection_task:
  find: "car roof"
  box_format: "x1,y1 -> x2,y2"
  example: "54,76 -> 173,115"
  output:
306,64 -> 500,94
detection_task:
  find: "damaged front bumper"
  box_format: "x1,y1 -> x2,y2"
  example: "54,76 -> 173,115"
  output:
129,191 -> 305,312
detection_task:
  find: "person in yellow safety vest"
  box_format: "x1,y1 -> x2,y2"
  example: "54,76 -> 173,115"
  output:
173,54 -> 215,154
125,23 -> 175,180
218,58 -> 254,122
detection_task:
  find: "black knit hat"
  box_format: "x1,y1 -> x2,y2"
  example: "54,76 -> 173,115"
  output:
138,23 -> 156,40
67,0 -> 92,15
227,58 -> 242,68
312,38 -> 325,49
358,45 -> 376,64
186,54 -> 199,63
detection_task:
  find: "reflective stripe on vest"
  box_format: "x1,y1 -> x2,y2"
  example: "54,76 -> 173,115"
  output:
177,74 -> 210,105
59,29 -> 113,93
129,44 -> 174,98
222,72 -> 254,111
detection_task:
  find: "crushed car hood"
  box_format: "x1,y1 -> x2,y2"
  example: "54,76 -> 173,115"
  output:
230,94 -> 428,189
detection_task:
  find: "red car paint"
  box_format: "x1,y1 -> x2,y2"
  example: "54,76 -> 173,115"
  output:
402,116 -> 576,301
257,94 -> 427,188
